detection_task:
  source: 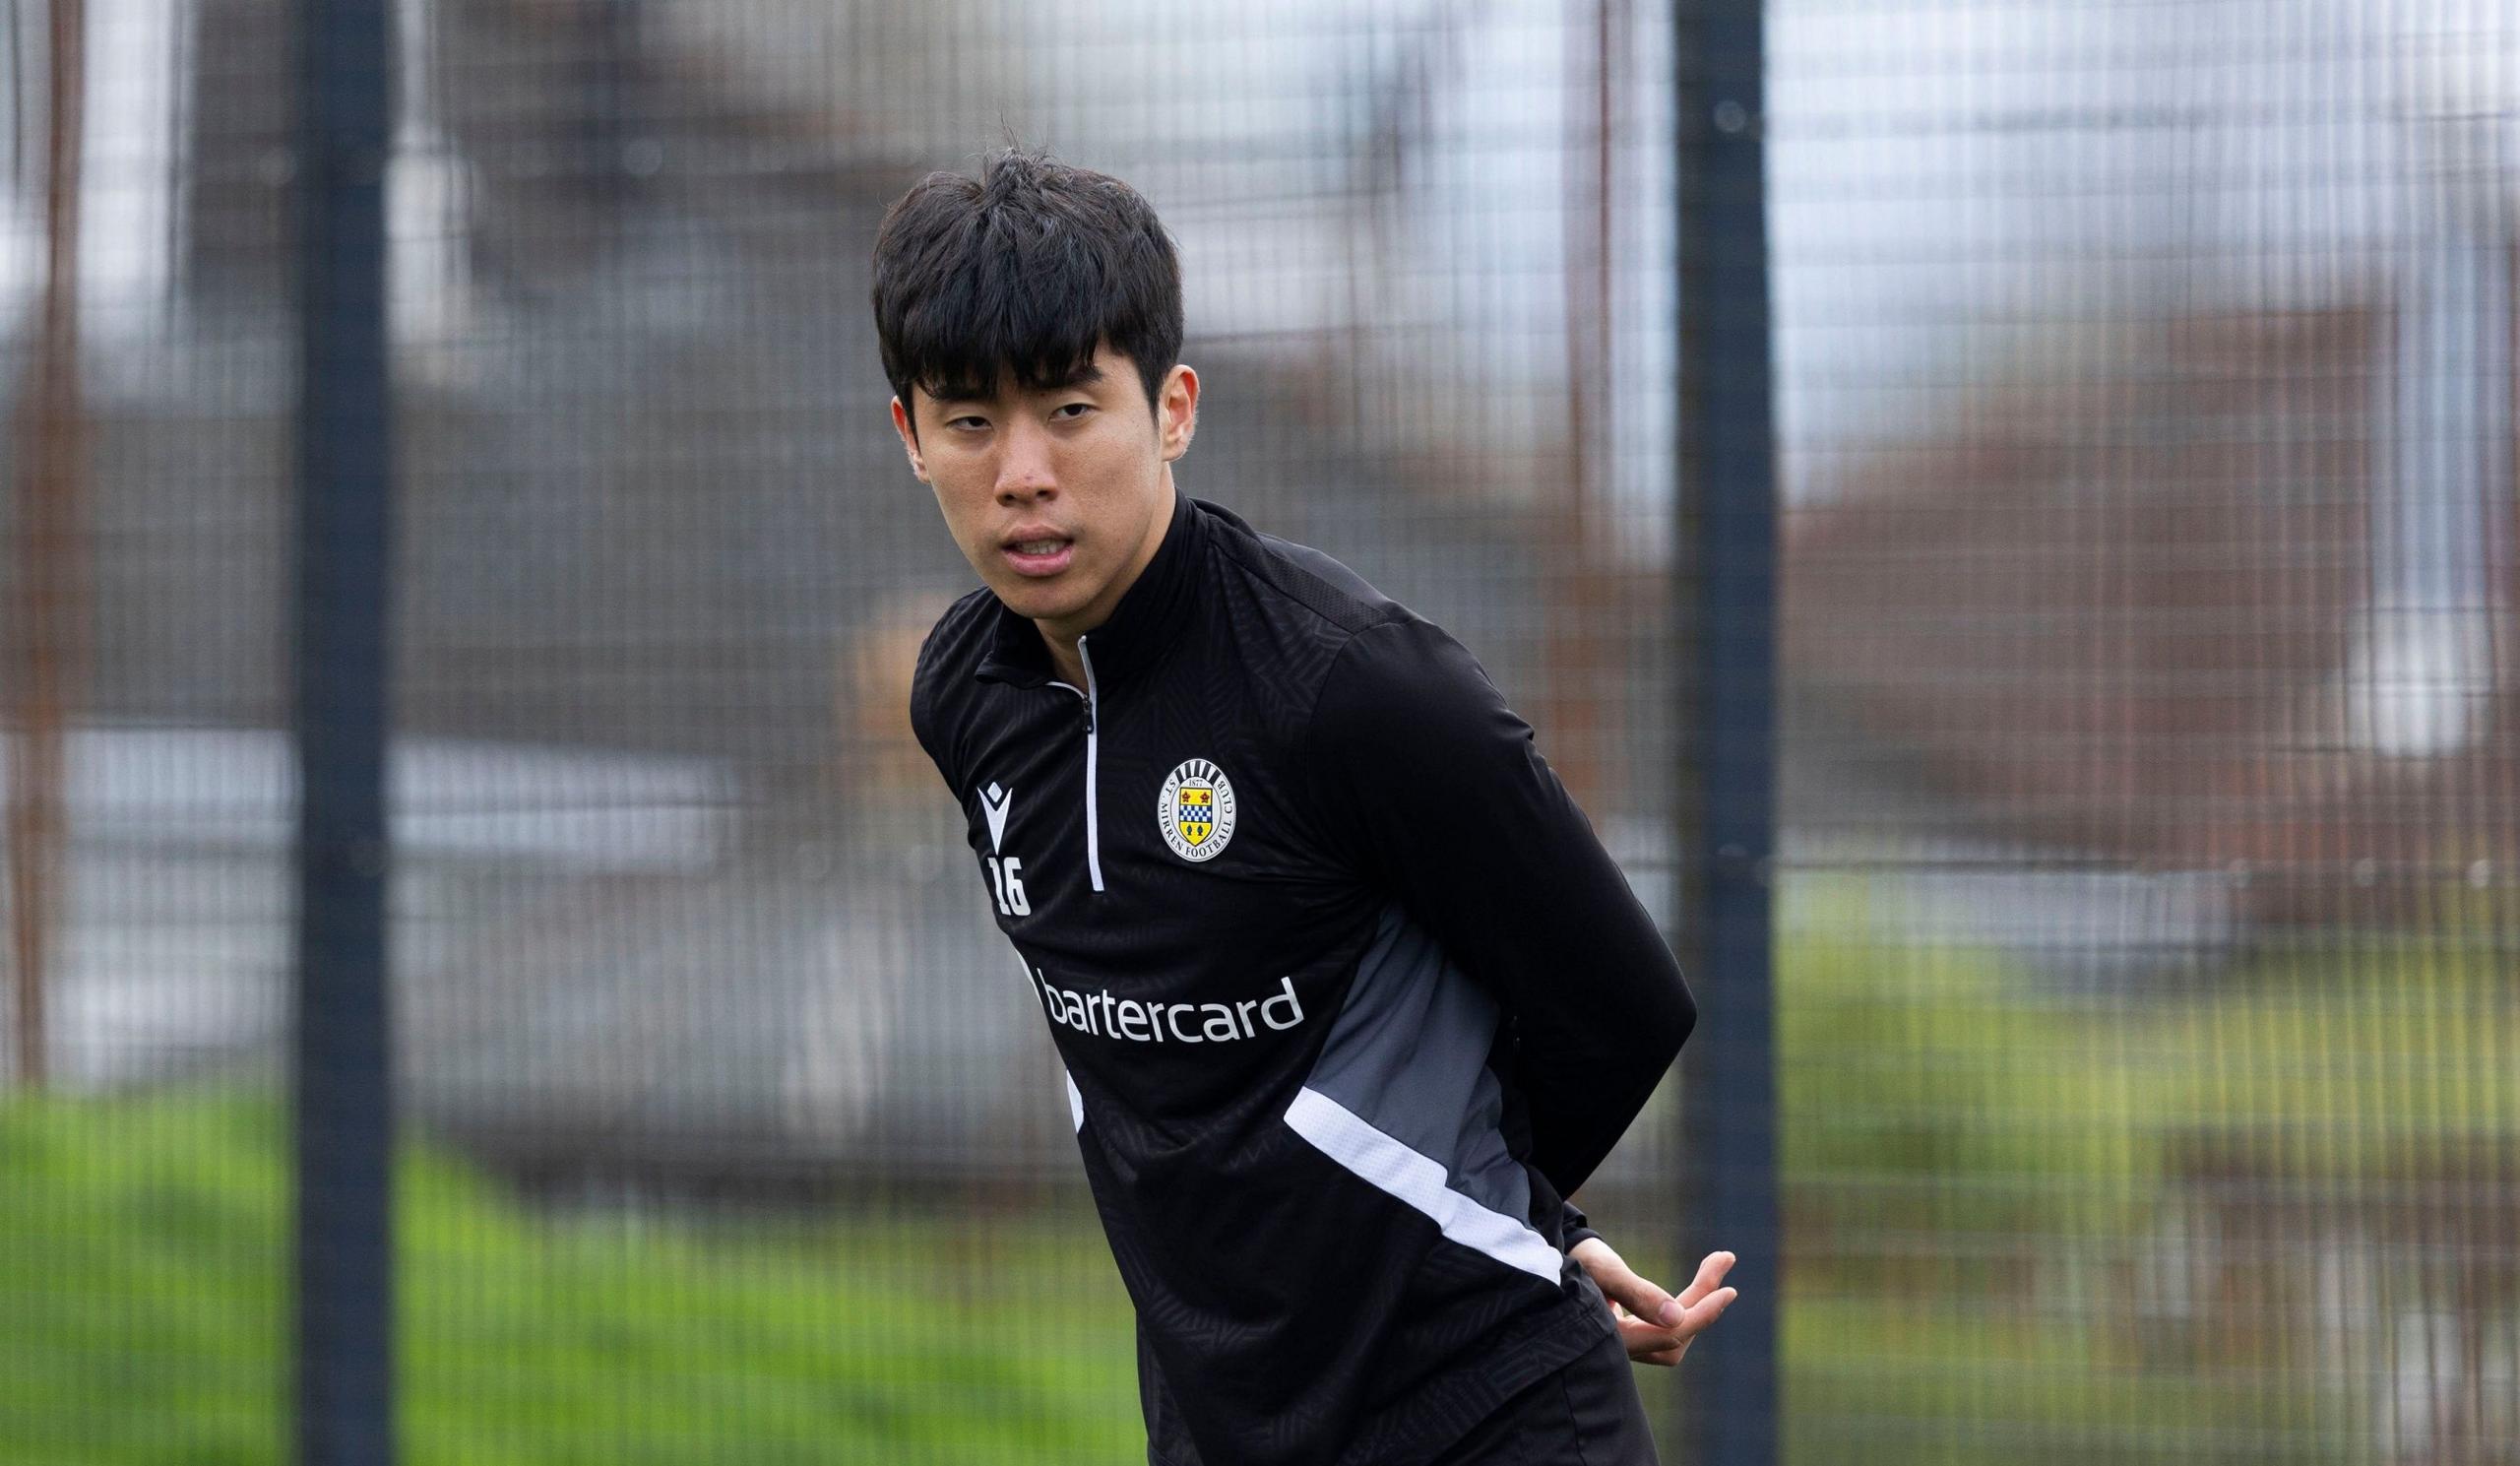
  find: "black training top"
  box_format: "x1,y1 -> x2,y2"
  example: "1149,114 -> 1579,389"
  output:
911,490 -> 1696,1466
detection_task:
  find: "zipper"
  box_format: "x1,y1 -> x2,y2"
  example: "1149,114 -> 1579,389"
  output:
1077,636 -> 1105,891
1046,638 -> 1107,894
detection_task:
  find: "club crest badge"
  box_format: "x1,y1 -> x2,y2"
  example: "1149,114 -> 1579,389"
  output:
1158,758 -> 1237,862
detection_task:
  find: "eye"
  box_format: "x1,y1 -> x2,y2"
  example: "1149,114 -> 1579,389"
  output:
946,414 -> 988,431
1051,402 -> 1095,421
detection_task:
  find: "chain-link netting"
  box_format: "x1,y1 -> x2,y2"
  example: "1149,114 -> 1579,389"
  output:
1772,2 -> 2517,1461
2,0 -> 2513,1461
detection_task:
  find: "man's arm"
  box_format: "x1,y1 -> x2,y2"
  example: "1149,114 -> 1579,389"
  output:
1304,614 -> 1696,1200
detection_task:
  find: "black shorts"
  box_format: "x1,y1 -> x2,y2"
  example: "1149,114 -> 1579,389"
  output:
1426,1320 -> 1662,1465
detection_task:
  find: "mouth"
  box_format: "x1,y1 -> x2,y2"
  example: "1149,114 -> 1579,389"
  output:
1001,533 -> 1075,579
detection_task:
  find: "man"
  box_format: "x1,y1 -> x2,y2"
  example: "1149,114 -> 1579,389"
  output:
874,147 -> 1735,1466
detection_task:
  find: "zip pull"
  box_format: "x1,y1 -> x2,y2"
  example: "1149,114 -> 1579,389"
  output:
1076,637 -> 1099,734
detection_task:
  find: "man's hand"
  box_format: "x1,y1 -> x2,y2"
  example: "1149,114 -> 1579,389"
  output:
1569,1237 -> 1737,1367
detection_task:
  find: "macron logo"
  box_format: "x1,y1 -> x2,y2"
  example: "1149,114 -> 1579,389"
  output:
980,782 -> 1013,854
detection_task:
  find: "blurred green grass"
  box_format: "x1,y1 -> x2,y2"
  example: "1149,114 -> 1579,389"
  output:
7,890 -> 2510,1463
1775,880 -> 2516,1465
0,1087 -> 1142,1464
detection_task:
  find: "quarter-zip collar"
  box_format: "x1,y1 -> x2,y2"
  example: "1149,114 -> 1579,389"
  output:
975,487 -> 1206,689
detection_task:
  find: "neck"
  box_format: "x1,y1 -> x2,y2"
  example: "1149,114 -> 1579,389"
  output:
1040,630 -> 1088,689
1033,475 -> 1177,687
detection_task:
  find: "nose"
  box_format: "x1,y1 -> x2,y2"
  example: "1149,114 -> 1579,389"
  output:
994,416 -> 1057,504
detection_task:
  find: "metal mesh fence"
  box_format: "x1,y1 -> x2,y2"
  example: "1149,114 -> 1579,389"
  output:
1771,2 -> 2517,1461
1,0 -> 2513,1462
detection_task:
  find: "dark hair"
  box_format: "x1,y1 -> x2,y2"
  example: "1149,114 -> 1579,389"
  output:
870,148 -> 1183,433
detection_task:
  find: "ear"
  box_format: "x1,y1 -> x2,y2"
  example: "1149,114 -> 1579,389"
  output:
1158,363 -> 1200,463
890,396 -> 929,482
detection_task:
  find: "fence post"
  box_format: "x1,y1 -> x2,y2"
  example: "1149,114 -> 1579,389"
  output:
1675,0 -> 1780,1460
7,0 -> 90,1097
293,0 -> 396,1456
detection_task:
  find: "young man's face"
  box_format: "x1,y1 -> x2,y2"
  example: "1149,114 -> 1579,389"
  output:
893,342 -> 1198,641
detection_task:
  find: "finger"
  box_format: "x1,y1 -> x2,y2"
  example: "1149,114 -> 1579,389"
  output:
1613,1316 -> 1687,1362
1670,1250 -> 1738,1313
1613,1277 -> 1683,1332
1615,1315 -> 1690,1365
1638,1272 -> 1739,1359
1665,1285 -> 1738,1335
1633,1301 -> 1725,1366
1591,1261 -> 1680,1328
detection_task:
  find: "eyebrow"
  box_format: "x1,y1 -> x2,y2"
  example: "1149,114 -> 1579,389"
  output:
931,361 -> 1106,409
